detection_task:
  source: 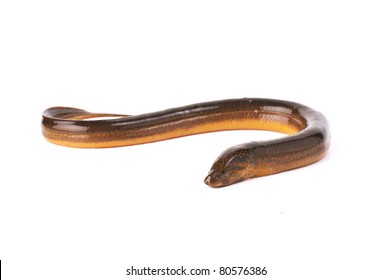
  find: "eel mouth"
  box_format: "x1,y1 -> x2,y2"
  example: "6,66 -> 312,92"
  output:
204,170 -> 228,188
204,174 -> 220,188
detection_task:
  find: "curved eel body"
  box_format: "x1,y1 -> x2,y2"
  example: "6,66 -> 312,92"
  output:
42,98 -> 330,187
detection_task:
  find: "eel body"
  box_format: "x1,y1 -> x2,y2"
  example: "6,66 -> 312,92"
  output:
42,98 -> 330,187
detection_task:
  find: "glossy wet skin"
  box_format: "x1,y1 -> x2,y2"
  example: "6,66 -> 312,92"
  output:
42,98 -> 330,187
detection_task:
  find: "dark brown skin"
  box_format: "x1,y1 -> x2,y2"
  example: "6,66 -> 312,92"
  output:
42,98 -> 330,187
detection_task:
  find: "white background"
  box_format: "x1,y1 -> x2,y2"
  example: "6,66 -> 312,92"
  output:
1,1 -> 391,279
